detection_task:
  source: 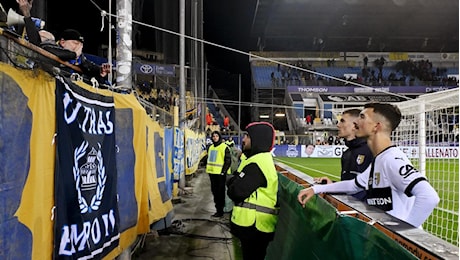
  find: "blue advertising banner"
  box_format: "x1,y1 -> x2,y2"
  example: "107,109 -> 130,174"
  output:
273,145 -> 458,159
287,86 -> 457,94
271,145 -> 302,158
134,62 -> 176,77
272,145 -> 346,158
155,65 -> 175,76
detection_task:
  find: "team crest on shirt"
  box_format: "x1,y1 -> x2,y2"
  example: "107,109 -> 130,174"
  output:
356,155 -> 365,165
374,172 -> 381,186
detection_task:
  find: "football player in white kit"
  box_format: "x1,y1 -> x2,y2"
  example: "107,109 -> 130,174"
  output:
298,102 -> 439,228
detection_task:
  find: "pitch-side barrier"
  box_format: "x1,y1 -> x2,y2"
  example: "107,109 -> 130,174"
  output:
275,162 -> 459,260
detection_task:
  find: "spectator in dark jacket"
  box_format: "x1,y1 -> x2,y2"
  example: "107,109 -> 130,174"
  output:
17,0 -> 111,84
17,0 -> 76,61
314,109 -> 373,200
58,29 -> 111,84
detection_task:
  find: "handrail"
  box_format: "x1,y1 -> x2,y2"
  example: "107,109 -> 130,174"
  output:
0,27 -> 82,73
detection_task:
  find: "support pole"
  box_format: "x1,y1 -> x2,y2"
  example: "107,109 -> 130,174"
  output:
116,0 -> 132,90
238,74 -> 241,145
178,0 -> 186,189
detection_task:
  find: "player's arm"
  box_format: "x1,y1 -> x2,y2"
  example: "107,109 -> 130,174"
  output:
406,181 -> 439,227
297,179 -> 362,207
387,157 -> 440,227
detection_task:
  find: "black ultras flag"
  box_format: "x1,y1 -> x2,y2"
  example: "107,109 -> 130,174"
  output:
54,76 -> 120,259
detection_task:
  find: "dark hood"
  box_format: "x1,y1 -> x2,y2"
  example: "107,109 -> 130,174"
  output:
245,122 -> 275,156
211,131 -> 222,146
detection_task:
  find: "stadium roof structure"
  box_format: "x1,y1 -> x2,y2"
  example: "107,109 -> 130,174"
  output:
250,0 -> 459,53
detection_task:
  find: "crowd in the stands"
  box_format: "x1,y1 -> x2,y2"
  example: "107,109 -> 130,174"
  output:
269,57 -> 458,87
137,81 -> 176,112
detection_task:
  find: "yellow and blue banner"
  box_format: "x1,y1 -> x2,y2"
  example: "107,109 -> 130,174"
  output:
0,63 -> 177,259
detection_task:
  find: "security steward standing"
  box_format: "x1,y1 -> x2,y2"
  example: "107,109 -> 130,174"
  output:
206,131 -> 231,218
227,122 -> 279,260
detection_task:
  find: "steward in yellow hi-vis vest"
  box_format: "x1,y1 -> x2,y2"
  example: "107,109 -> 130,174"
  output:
206,131 -> 231,218
207,141 -> 230,174
227,122 -> 279,260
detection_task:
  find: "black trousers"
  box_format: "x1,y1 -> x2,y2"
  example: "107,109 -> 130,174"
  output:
231,222 -> 275,260
208,173 -> 226,214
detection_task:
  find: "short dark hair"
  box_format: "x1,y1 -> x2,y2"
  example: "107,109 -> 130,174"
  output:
342,108 -> 361,118
364,102 -> 401,131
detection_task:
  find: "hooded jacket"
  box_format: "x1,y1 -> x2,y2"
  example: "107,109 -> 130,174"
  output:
242,122 -> 275,158
227,122 -> 279,235
207,131 -> 231,174
227,122 -> 276,203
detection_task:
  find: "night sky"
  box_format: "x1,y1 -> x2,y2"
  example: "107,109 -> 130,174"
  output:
203,0 -> 257,126
203,0 -> 256,74
2,0 -> 256,125
2,0 -> 110,56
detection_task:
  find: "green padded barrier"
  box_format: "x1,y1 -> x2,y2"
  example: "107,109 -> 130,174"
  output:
266,173 -> 417,260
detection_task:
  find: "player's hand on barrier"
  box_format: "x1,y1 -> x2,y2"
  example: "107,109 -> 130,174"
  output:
314,177 -> 332,184
297,187 -> 314,207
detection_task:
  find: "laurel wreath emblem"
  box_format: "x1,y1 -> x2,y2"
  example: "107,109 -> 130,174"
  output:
73,141 -> 106,214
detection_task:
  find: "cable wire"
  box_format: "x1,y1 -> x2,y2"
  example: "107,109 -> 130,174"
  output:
86,1 -> 413,100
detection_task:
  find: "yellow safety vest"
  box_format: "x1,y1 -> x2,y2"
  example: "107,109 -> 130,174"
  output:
206,143 -> 228,174
231,152 -> 279,233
